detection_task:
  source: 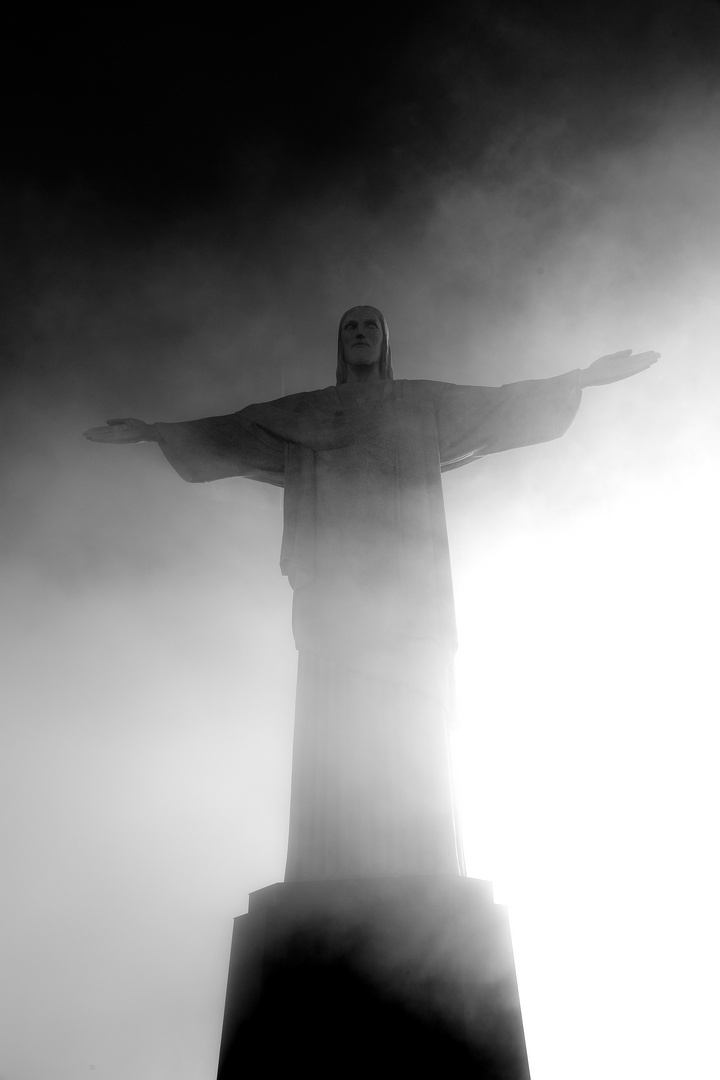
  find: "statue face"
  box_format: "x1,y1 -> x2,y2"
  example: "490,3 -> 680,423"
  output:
341,307 -> 384,369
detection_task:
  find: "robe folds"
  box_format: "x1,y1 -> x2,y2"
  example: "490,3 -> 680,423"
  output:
155,372 -> 582,881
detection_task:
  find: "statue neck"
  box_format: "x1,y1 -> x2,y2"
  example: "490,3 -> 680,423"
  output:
343,364 -> 383,385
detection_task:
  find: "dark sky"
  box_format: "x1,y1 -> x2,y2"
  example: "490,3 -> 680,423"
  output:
4,2 -> 717,207
4,1 -> 719,391
2,4 -> 720,1079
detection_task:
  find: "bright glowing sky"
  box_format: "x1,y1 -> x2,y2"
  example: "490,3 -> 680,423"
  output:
2,4 -> 720,1078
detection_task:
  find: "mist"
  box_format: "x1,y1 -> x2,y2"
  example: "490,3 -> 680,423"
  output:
2,3 -> 719,1078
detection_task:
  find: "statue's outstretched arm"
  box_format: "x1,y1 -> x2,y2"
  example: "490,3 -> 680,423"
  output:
83,418 -> 159,444
85,412 -> 286,485
578,349 -> 660,388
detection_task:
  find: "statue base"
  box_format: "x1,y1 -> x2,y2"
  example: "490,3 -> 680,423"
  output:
216,876 -> 531,1078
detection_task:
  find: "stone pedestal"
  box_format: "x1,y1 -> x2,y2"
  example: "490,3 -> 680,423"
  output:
216,876 -> 531,1078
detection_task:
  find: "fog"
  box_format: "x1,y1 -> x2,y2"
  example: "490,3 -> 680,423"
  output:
2,3 -> 719,1078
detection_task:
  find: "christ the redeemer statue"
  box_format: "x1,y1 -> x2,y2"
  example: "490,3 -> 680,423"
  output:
85,306 -> 658,884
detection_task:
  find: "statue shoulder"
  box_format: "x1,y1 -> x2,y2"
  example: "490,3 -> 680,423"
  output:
391,379 -> 454,401
400,378 -> 453,391
246,388 -> 332,416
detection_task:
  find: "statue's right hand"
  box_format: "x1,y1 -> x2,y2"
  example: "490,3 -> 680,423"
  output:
82,418 -> 156,444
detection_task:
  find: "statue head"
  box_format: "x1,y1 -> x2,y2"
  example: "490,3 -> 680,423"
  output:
336,305 -> 393,384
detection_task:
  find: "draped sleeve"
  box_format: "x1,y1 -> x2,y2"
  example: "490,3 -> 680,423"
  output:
154,411 -> 286,486
436,369 -> 583,472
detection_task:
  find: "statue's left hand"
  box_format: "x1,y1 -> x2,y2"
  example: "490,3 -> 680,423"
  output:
580,349 -> 660,387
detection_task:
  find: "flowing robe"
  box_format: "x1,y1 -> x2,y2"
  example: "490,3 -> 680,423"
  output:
155,373 -> 582,881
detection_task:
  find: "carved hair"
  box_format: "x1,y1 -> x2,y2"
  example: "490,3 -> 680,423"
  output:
335,306 -> 394,385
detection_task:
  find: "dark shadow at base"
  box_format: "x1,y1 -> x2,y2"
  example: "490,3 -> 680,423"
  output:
217,877 -> 531,1079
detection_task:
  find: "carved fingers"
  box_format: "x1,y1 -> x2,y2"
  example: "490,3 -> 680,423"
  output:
82,418 -> 150,443
582,349 -> 660,386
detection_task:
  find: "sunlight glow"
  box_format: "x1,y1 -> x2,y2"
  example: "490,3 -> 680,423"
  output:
452,438 -> 719,1079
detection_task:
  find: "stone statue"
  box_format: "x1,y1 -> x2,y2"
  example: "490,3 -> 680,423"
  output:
84,306 -> 658,883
